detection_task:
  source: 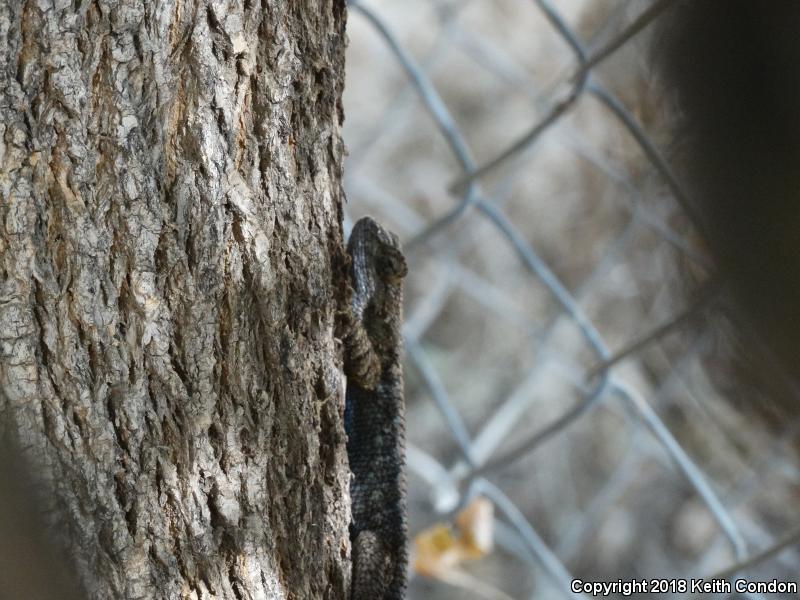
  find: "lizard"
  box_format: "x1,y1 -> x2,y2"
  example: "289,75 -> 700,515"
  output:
340,216 -> 409,600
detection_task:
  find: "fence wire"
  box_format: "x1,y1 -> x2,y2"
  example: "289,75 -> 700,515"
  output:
342,1 -> 800,598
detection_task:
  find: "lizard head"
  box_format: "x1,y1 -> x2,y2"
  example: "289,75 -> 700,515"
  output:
349,217 -> 407,283
347,216 -> 407,331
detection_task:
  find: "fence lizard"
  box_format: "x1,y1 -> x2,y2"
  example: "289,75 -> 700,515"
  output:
341,216 -> 408,600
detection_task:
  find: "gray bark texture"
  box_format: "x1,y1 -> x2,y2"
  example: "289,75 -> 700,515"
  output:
0,0 -> 351,598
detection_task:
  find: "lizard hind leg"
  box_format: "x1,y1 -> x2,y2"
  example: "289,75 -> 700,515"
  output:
350,529 -> 392,600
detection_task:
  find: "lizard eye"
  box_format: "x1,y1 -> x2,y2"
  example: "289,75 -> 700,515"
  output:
379,246 -> 408,280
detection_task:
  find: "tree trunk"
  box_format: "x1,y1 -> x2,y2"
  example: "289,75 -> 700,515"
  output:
0,0 -> 350,598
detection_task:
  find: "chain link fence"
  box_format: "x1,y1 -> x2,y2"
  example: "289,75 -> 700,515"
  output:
342,1 -> 800,598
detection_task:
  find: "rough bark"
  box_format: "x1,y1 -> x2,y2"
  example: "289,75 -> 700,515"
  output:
0,0 -> 350,598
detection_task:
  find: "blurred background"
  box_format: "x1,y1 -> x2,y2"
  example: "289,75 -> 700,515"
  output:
341,1 -> 800,598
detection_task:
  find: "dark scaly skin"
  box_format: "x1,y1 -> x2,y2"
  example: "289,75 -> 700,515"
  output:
342,217 -> 408,600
